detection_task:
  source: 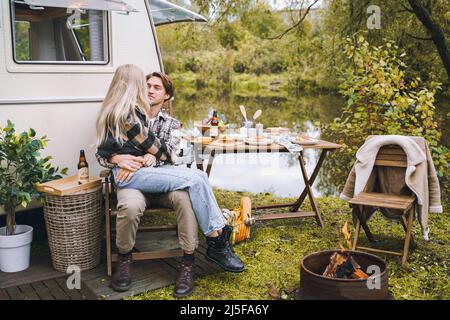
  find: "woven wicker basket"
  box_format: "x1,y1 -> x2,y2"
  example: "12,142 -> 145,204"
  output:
43,186 -> 102,272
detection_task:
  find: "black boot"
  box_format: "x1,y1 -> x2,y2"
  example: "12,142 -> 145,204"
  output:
206,225 -> 245,273
111,251 -> 132,292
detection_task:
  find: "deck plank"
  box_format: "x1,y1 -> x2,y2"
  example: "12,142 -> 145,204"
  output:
30,281 -> 55,300
0,254 -> 63,289
54,277 -> 85,300
17,284 -> 40,300
0,237 -> 222,300
155,259 -> 178,277
42,279 -> 70,300
1,276 -> 98,300
0,288 -> 11,300
5,286 -> 24,300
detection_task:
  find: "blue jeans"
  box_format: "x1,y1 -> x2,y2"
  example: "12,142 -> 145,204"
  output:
113,165 -> 226,235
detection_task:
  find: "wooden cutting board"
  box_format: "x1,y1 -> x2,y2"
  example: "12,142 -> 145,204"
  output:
36,175 -> 102,196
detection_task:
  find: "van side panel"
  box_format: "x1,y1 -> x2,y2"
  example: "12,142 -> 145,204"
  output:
0,0 -> 161,174
0,0 -> 162,213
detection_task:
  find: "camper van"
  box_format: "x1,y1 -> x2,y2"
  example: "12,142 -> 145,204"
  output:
0,0 -> 205,212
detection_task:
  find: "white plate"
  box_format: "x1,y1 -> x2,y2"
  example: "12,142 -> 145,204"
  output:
244,138 -> 274,146
226,133 -> 246,139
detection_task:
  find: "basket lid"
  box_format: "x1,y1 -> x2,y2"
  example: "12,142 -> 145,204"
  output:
36,175 -> 102,196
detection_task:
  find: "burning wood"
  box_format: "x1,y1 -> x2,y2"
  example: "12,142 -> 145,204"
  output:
342,221 -> 352,249
322,221 -> 369,279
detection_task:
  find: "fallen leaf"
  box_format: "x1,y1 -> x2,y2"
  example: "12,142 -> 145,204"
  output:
267,284 -> 280,299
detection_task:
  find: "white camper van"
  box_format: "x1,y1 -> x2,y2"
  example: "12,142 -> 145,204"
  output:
0,0 -> 205,212
0,0 -> 206,213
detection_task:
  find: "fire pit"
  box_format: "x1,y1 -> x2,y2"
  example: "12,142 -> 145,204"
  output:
297,250 -> 389,300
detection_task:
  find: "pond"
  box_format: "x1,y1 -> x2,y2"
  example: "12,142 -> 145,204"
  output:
171,90 -> 344,198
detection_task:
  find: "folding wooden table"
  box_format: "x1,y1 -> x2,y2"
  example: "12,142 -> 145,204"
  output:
186,138 -> 342,227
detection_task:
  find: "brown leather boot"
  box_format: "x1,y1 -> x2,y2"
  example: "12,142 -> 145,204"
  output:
111,251 -> 132,292
173,260 -> 195,298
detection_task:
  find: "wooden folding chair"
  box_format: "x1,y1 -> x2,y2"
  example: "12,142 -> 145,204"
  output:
101,169 -> 183,276
349,145 -> 416,267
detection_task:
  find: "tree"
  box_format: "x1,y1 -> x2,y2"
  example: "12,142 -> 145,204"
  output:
407,0 -> 450,81
320,34 -> 449,193
0,121 -> 67,235
321,0 -> 450,85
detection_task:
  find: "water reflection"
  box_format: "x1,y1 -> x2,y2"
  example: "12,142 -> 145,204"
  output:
172,92 -> 343,198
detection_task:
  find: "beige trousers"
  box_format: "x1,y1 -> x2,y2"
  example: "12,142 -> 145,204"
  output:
115,188 -> 199,254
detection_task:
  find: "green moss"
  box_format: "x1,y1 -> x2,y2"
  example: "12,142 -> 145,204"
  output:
126,191 -> 449,300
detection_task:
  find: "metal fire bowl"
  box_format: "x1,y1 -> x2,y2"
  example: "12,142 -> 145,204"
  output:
297,250 -> 389,300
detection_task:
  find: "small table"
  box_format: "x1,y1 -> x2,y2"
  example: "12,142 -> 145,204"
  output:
185,137 -> 342,227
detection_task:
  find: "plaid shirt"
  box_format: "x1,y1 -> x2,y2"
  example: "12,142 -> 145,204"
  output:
96,109 -> 182,168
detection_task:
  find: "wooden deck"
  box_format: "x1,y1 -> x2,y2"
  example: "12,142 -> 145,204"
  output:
0,276 -> 97,300
0,231 -> 222,300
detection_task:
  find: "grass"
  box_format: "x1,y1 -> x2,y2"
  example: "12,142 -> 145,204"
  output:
127,189 -> 450,300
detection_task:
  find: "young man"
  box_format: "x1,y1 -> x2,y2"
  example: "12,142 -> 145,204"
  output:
96,72 -> 244,297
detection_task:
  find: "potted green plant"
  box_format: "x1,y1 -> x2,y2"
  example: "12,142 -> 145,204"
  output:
0,120 -> 67,272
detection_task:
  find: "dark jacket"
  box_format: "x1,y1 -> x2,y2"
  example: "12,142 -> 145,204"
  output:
96,107 -> 170,161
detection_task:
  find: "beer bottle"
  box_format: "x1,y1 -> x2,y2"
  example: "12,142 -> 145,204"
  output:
209,110 -> 219,137
78,150 -> 89,184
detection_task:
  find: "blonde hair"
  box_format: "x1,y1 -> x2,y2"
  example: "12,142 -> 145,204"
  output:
96,64 -> 150,147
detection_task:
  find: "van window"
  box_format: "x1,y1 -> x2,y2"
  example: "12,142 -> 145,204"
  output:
11,1 -> 108,63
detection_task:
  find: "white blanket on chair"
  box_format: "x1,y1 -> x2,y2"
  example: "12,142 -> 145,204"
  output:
340,135 -> 443,240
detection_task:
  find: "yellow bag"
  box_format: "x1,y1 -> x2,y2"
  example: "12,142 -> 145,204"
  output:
222,197 -> 255,244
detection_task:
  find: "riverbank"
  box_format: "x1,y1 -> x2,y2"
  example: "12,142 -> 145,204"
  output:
129,189 -> 449,300
171,71 -> 336,98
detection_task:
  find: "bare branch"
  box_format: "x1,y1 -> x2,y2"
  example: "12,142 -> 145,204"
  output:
400,3 -> 414,13
405,32 -> 433,41
266,0 -> 319,40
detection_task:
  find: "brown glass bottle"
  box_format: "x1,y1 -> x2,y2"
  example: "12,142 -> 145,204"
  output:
78,150 -> 89,184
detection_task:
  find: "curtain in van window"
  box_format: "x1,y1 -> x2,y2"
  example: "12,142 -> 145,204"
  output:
88,10 -> 104,62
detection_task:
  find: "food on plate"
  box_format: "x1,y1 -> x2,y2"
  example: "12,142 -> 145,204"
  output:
294,136 -> 319,144
266,127 -> 291,135
219,135 -> 237,143
210,137 -> 244,147
194,137 -> 214,145
207,135 -> 242,147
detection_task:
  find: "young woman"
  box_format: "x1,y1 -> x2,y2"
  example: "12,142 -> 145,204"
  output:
96,64 -> 244,294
